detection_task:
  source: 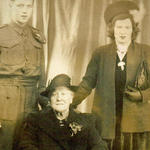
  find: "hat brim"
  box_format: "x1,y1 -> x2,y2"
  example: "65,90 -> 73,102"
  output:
40,85 -> 78,98
40,90 -> 49,97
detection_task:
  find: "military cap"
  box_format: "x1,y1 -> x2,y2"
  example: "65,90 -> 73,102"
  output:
104,1 -> 139,24
40,74 -> 78,97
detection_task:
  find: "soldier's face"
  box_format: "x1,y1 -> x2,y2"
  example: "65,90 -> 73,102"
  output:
10,0 -> 33,26
50,87 -> 74,113
114,18 -> 133,45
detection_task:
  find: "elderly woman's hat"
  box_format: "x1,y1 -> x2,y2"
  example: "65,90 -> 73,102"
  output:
104,1 -> 139,24
40,74 -> 78,97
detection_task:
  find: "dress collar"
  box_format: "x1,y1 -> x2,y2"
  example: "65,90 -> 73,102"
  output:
115,40 -> 131,52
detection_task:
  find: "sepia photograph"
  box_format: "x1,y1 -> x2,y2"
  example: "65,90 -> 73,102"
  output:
0,0 -> 150,150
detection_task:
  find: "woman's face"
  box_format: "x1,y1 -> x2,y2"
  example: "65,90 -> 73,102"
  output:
50,86 -> 74,113
114,18 -> 133,45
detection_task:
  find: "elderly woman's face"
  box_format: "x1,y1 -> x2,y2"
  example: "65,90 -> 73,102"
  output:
114,18 -> 133,45
50,86 -> 74,113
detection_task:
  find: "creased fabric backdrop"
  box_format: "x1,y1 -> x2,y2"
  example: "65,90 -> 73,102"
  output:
0,0 -> 150,112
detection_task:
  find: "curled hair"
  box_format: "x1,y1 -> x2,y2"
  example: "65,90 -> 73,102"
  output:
107,14 -> 140,41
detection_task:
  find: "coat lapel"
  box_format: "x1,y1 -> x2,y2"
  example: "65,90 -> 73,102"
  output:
38,109 -> 71,150
110,42 -> 117,82
67,110 -> 89,138
107,42 -> 142,87
126,42 -> 142,86
103,42 -> 117,96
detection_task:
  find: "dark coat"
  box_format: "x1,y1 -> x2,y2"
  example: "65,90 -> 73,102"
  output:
19,108 -> 107,150
73,42 -> 150,139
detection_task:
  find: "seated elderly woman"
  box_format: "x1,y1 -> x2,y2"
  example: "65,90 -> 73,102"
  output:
19,74 -> 108,150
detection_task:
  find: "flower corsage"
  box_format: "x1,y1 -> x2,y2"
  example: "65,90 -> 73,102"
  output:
69,122 -> 83,136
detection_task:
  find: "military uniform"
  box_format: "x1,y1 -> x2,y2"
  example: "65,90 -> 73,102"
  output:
0,22 -> 46,150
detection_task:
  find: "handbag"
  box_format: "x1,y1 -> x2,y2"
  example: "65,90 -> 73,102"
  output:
134,60 -> 149,90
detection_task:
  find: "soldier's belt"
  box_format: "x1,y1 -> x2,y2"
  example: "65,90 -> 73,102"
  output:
0,76 -> 38,86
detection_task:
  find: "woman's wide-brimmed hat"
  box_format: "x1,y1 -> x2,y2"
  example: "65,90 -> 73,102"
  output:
104,1 -> 139,24
40,74 -> 78,97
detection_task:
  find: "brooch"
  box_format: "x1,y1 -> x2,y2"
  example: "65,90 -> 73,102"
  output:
69,122 -> 83,136
118,61 -> 125,71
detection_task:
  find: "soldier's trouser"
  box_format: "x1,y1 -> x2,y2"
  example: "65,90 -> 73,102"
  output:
0,120 -> 16,150
0,77 -> 39,150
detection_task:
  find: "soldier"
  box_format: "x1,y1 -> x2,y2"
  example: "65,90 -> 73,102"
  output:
0,0 -> 46,150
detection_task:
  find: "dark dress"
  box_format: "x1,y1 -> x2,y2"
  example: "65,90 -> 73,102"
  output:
113,54 -> 127,150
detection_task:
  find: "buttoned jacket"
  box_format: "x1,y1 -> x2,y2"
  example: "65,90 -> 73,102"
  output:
0,23 -> 46,120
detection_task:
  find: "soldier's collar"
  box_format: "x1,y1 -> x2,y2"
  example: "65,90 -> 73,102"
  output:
10,22 -> 29,36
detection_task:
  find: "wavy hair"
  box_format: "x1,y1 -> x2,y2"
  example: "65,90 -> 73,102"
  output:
107,13 -> 140,41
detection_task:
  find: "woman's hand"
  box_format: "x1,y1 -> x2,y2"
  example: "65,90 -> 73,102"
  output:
124,86 -> 142,102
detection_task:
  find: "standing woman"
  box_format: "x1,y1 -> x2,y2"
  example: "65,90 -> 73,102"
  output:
72,1 -> 150,150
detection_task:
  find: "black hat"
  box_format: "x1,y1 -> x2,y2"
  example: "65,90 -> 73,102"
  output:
104,1 -> 139,24
40,74 -> 78,97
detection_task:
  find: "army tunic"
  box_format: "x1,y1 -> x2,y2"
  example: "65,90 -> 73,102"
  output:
0,22 -> 46,150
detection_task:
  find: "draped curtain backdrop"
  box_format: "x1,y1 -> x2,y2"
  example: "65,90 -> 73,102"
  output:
0,0 -> 150,112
